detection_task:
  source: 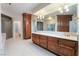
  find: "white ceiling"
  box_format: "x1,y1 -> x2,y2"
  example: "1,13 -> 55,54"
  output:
1,3 -> 40,14
34,3 -> 77,16
1,3 -> 77,16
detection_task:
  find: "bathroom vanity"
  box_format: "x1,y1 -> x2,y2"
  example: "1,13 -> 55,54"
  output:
32,31 -> 78,56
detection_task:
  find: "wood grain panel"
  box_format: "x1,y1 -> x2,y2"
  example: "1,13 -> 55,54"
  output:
39,35 -> 48,48
48,37 -> 59,54
57,15 -> 72,32
32,34 -> 78,56
32,34 -> 40,44
23,13 -> 32,39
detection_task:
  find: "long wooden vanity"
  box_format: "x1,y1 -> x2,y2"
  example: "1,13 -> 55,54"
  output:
32,32 -> 78,56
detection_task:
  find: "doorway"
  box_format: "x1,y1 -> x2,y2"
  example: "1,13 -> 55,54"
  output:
1,14 -> 13,39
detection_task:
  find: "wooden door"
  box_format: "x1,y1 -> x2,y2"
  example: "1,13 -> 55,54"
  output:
57,15 -> 72,32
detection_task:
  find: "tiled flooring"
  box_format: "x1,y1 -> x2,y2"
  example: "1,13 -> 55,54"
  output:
5,38 -> 56,56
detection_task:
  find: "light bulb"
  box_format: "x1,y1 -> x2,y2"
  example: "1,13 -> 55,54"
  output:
64,5 -> 69,12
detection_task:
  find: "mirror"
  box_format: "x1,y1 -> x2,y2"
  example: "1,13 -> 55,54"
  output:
32,3 -> 78,33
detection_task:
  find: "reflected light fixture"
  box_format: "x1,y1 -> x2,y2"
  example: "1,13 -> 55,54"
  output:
48,16 -> 52,20
64,5 -> 69,12
66,8 -> 69,12
58,8 -> 63,13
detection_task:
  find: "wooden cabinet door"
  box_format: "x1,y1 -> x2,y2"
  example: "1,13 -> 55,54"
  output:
57,15 -> 72,32
39,35 -> 48,48
32,34 -> 40,45
32,34 -> 36,43
23,13 -> 32,39
26,14 -> 31,39
48,37 -> 58,53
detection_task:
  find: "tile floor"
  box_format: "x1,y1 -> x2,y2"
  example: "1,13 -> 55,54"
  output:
5,38 -> 56,56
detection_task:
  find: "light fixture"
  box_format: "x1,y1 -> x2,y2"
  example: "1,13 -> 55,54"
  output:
37,15 -> 44,20
58,5 -> 70,13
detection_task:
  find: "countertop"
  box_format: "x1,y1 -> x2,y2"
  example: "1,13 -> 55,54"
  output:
32,31 -> 78,41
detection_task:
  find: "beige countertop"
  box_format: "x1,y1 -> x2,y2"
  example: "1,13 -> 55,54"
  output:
32,31 -> 78,41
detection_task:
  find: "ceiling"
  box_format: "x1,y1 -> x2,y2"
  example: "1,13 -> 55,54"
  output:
34,3 -> 77,16
1,3 -> 77,16
1,3 -> 40,14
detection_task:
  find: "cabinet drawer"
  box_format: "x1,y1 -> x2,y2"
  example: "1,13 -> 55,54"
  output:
58,45 -> 75,56
59,39 -> 76,48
